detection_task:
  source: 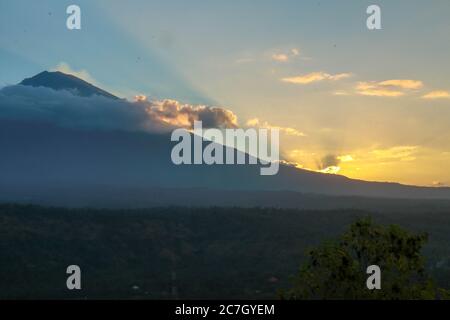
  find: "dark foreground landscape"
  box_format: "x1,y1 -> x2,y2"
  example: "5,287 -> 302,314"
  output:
1,203 -> 449,299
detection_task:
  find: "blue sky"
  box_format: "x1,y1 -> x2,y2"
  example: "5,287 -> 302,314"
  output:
2,1 -> 450,100
1,0 -> 450,185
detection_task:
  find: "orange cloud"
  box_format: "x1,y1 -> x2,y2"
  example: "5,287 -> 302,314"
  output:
246,118 -> 306,137
356,79 -> 423,97
282,72 -> 352,84
134,95 -> 147,102
422,90 -> 450,99
377,79 -> 423,90
142,99 -> 238,129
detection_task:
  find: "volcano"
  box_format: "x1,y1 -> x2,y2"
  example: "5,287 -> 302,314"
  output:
20,71 -> 119,100
1,71 -> 450,208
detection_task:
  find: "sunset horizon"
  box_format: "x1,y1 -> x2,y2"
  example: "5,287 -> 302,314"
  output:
2,0 -> 449,187
2,0 -> 450,306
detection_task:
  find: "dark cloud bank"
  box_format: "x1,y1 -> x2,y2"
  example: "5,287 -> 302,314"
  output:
0,85 -> 238,133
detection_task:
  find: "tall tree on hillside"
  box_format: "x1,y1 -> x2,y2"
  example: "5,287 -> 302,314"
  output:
283,218 -> 450,300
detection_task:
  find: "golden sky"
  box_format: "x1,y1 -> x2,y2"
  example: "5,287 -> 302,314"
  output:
2,1 -> 449,186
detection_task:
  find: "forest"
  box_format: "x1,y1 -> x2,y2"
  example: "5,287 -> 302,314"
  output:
0,203 -> 449,299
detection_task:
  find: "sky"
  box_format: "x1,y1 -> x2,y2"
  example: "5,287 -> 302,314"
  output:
1,0 -> 450,186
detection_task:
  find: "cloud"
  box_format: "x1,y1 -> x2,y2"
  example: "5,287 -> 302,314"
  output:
319,154 -> 340,168
318,166 -> 341,174
291,48 -> 300,56
51,62 -> 98,86
378,80 -> 423,90
51,62 -> 123,97
285,150 -> 356,175
276,159 -> 304,170
271,53 -> 289,62
356,79 -> 423,97
246,118 -> 306,137
281,72 -> 352,85
0,85 -> 238,134
271,48 -> 301,62
370,146 -> 418,161
307,154 -> 341,174
337,154 -> 354,162
356,84 -> 404,97
142,99 -> 238,129
315,154 -> 353,174
422,90 -> 450,99
333,90 -> 350,96
237,48 -> 302,64
134,94 -> 147,102
432,181 -> 447,187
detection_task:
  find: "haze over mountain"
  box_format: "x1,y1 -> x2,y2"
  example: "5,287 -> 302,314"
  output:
1,71 -> 450,208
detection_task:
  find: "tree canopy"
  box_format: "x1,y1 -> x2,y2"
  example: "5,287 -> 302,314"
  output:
283,218 -> 450,300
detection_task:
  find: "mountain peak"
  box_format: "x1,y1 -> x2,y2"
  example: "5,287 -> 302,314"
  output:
19,71 -> 119,100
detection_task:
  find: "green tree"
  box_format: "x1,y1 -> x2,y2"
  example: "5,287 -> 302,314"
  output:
283,218 -> 450,300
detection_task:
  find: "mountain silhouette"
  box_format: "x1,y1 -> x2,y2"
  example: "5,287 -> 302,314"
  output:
20,71 -> 119,100
1,71 -> 450,207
